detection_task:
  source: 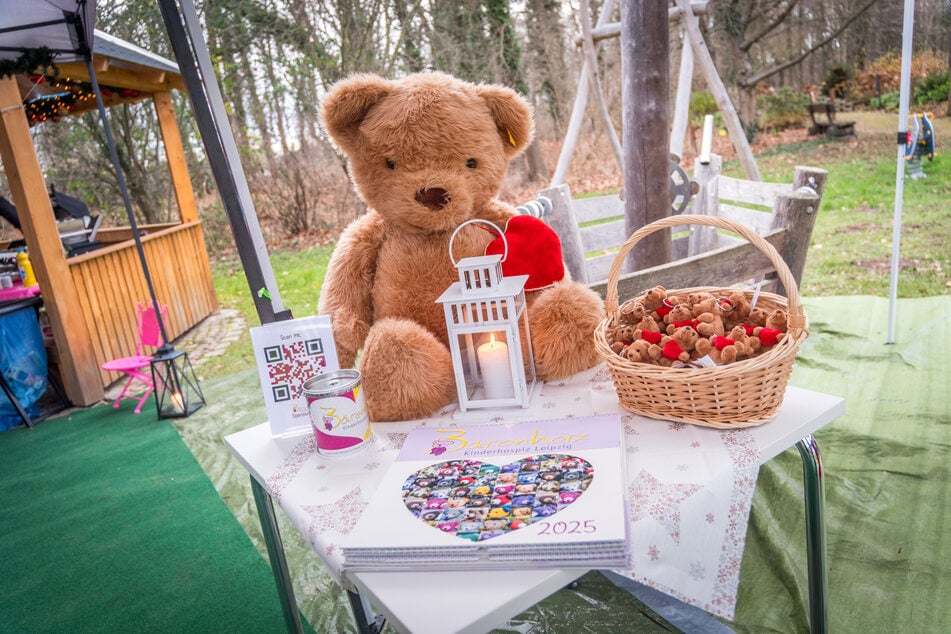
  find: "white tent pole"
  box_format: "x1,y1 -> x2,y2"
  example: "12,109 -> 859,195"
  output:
887,0 -> 915,344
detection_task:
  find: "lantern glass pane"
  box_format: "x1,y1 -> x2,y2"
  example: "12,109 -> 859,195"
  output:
150,349 -> 206,419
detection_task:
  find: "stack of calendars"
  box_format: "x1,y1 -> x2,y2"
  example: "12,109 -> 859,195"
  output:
342,414 -> 630,571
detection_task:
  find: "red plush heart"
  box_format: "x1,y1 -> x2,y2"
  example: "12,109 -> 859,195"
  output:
484,215 -> 565,291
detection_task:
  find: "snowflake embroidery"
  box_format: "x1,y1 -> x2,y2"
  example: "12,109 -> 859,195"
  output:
706,513 -> 715,523
622,422 -> 640,436
264,435 -> 317,502
709,429 -> 759,614
386,432 -> 408,449
365,461 -> 380,470
689,561 -> 706,581
676,464 -> 688,471
628,470 -> 702,543
691,441 -> 702,448
647,545 -> 660,561
303,486 -> 368,537
667,422 -> 687,432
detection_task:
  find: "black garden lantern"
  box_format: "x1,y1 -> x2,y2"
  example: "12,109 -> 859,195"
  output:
151,346 -> 205,419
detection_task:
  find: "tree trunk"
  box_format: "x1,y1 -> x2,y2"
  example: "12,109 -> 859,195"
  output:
620,0 -> 671,270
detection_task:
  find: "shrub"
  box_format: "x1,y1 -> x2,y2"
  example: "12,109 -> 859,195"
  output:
868,91 -> 901,111
689,90 -> 718,123
759,86 -> 810,131
854,51 -> 946,103
914,71 -> 950,106
821,66 -> 852,100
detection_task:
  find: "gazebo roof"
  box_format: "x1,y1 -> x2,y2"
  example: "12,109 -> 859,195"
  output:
91,30 -> 179,77
12,29 -> 184,125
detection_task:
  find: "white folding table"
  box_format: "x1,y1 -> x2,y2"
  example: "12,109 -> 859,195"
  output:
225,371 -> 843,634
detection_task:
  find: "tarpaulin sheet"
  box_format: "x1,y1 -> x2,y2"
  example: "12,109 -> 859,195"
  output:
728,295 -> 950,633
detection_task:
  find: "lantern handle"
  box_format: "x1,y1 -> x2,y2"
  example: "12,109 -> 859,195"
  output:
448,218 -> 508,267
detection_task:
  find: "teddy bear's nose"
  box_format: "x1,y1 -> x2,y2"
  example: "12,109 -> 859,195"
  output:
416,187 -> 451,210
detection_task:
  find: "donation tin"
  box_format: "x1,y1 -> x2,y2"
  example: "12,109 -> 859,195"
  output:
302,370 -> 373,457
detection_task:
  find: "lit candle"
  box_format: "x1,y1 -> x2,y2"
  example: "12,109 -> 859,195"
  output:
171,391 -> 185,414
477,334 -> 514,400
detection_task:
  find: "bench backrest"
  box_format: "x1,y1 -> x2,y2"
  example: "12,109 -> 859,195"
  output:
537,154 -> 827,299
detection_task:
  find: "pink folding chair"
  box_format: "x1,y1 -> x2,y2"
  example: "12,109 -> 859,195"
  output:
101,301 -> 168,414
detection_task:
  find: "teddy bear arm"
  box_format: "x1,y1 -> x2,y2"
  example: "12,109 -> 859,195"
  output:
317,214 -> 387,366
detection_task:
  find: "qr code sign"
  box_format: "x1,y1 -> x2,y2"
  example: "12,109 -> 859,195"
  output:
266,339 -> 328,402
251,315 -> 340,436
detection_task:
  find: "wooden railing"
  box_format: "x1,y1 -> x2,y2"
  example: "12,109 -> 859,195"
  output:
67,221 -> 218,386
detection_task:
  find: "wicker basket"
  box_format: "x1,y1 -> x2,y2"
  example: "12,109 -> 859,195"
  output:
593,214 -> 809,428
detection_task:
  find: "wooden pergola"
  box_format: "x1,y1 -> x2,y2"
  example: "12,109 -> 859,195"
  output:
0,31 -> 217,408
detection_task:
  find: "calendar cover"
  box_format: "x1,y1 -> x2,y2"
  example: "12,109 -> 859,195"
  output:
342,414 -> 630,571
250,315 -> 340,437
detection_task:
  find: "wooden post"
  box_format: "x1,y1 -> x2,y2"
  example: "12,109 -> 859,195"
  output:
669,32 -> 695,158
688,153 -> 723,255
770,166 -> 828,295
0,76 -> 103,406
675,0 -> 761,181
550,0 -> 617,187
154,91 -> 199,223
620,0 -> 671,270
539,184 -> 588,284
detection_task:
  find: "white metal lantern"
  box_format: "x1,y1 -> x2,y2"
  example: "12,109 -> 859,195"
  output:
436,219 -> 539,416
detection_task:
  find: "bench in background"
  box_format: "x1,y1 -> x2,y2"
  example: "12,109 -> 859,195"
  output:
807,103 -> 856,139
534,154 -> 827,300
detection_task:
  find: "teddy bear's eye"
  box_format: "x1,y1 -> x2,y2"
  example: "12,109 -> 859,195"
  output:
386,158 -> 396,170
466,158 -> 477,169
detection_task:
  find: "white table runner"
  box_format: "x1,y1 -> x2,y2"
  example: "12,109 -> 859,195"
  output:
252,364 -> 758,620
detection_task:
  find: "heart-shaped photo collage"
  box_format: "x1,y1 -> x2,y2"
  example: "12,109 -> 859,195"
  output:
401,454 -> 594,542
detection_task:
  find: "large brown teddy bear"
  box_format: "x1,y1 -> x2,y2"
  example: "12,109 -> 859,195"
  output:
318,71 -> 604,422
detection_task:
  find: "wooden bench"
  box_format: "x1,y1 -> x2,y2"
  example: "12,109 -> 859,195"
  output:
807,103 -> 856,139
533,154 -> 827,300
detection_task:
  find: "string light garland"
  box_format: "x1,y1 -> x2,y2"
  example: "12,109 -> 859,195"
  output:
22,75 -> 140,125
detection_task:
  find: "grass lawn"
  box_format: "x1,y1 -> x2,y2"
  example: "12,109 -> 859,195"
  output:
203,110 -> 949,379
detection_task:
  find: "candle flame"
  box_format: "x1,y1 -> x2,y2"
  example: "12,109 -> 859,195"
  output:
171,391 -> 185,413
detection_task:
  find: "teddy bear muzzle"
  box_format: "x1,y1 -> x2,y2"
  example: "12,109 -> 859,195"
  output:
415,187 -> 451,210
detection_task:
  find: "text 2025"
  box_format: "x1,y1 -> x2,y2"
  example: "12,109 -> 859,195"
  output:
536,520 -> 596,535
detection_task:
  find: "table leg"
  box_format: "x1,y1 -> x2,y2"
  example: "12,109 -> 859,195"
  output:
250,476 -> 304,634
348,589 -> 385,634
796,435 -> 827,634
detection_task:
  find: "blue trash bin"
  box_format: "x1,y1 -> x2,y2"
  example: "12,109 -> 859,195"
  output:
0,305 -> 49,430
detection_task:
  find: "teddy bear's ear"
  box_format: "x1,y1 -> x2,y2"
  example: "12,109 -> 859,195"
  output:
319,74 -> 393,154
476,84 -> 534,158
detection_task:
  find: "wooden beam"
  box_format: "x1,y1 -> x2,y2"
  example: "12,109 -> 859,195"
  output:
573,2 -> 710,45
154,92 -> 198,223
56,60 -> 185,93
675,0 -> 761,181
0,76 -> 104,407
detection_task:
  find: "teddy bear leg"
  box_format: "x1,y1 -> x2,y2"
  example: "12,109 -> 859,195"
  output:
527,280 -> 605,381
359,317 -> 457,422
